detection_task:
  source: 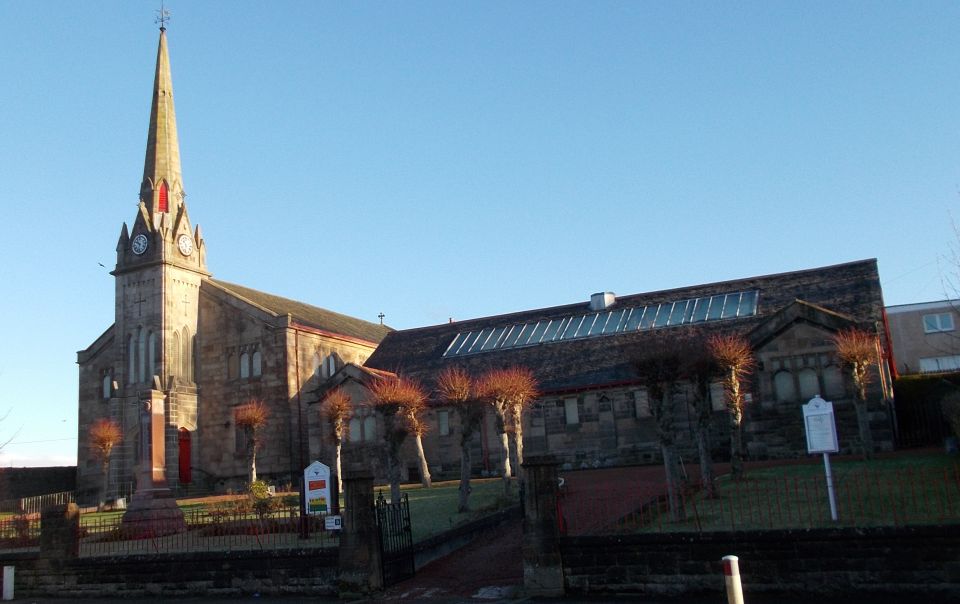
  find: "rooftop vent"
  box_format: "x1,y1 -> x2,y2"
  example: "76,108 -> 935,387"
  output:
589,292 -> 616,311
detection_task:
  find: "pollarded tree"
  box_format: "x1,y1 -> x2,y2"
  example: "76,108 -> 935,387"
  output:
833,327 -> 878,459
367,376 -> 428,502
405,397 -> 433,489
436,366 -> 483,512
708,333 -> 755,479
322,387 -> 352,494
235,399 -> 269,485
476,366 -> 538,493
89,418 -> 122,511
635,335 -> 687,522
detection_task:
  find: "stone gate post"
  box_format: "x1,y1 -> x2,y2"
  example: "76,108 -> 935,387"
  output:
337,450 -> 383,598
521,455 -> 564,597
40,503 -> 80,559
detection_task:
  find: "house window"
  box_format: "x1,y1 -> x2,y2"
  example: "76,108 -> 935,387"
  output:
172,331 -> 181,377
347,414 -> 377,442
323,354 -> 338,378
239,352 -> 250,379
923,313 -> 955,333
774,370 -> 796,402
348,417 -> 362,443
252,350 -> 262,377
919,355 -> 960,373
148,331 -> 157,378
822,364 -> 845,399
710,382 -> 726,411
564,398 -> 580,425
102,373 -> 112,400
363,416 -> 376,441
127,335 -> 135,384
138,328 -> 147,382
798,368 -> 820,400
438,410 -> 450,436
633,390 -> 651,418
181,327 -> 192,381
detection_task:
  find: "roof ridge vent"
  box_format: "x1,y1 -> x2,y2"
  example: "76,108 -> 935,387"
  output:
589,292 -> 616,311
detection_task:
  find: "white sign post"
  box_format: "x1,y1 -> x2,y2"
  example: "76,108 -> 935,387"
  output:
303,461 -> 332,516
802,395 -> 839,521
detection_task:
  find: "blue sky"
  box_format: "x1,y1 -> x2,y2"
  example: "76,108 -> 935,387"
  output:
1,1 -> 959,466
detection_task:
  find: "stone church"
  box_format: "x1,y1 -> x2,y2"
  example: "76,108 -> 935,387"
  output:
76,28 -> 390,502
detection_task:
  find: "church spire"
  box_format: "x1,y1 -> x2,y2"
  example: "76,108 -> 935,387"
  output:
140,26 -> 183,218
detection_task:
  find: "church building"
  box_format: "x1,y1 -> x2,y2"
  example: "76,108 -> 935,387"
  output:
76,27 -> 390,502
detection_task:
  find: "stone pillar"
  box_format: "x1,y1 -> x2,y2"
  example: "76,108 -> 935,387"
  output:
40,503 -> 80,559
522,455 -> 564,597
337,448 -> 383,598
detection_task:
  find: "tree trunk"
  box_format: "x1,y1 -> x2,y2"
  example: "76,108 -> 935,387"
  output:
249,448 -> 258,484
512,412 -> 525,480
696,426 -> 715,498
854,397 -> 875,460
414,434 -> 432,487
99,459 -> 110,511
458,432 -> 473,512
493,408 -> 512,494
334,438 -> 343,495
661,443 -> 685,522
729,412 -> 743,479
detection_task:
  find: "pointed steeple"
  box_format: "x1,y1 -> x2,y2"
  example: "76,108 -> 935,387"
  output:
140,27 -> 183,220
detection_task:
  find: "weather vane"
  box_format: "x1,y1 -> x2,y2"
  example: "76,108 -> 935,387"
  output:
155,2 -> 171,30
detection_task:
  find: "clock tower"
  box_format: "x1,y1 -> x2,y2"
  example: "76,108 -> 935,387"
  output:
111,25 -> 207,491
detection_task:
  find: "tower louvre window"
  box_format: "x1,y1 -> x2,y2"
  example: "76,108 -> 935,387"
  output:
158,182 -> 169,212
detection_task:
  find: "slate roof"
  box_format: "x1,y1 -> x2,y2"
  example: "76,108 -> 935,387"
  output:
208,279 -> 392,344
364,260 -> 884,392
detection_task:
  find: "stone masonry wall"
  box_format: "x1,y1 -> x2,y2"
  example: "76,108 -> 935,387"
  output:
561,525 -> 960,599
6,549 -> 337,598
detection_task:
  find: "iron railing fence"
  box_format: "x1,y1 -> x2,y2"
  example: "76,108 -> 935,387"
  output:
559,465 -> 960,536
0,490 -> 76,515
0,506 -> 339,556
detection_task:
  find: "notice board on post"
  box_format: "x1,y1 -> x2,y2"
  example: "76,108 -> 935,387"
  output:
802,396 -> 839,454
303,461 -> 331,515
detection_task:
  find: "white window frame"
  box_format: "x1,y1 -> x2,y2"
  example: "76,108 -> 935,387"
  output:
919,355 -> 960,373
923,312 -> 955,333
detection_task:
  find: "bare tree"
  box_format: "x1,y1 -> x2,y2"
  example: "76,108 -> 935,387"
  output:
476,367 -> 538,493
321,387 -> 352,494
436,366 -> 483,512
235,399 -> 269,484
636,335 -> 687,522
89,418 -> 122,511
367,376 -> 427,502
708,333 -> 755,479
833,327 -> 878,459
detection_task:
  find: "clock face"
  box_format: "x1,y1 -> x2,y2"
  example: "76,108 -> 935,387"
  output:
131,234 -> 149,255
178,234 -> 194,256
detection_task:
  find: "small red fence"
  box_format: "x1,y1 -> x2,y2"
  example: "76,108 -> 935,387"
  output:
559,465 -> 960,536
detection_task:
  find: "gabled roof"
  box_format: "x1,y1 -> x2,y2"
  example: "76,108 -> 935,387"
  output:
207,279 -> 392,344
311,363 -> 396,403
364,259 -> 884,392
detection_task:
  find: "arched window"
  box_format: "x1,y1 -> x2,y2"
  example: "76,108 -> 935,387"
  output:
363,415 -> 376,441
138,328 -> 147,382
240,351 -> 250,379
798,368 -> 820,400
822,365 -> 845,399
252,350 -> 262,377
347,417 -> 362,442
148,332 -> 157,379
181,327 -> 192,381
774,370 -> 796,402
127,335 -> 136,384
323,354 -> 337,378
171,331 -> 181,377
102,373 -> 112,400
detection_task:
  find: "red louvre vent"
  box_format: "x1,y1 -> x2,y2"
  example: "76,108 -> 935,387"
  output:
158,182 -> 168,212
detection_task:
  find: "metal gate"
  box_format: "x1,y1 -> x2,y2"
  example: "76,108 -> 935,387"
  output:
375,492 -> 415,586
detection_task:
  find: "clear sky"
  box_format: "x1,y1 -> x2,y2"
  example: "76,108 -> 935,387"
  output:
1,1 -> 959,467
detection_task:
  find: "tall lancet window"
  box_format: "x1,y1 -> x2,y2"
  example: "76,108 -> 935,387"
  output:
138,328 -> 147,382
172,331 -> 181,377
127,335 -> 136,384
181,327 -> 192,381
240,351 -> 250,379
158,181 -> 169,213
251,350 -> 262,377
148,332 -> 157,379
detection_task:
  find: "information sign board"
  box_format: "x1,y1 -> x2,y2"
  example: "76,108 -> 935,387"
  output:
325,515 -> 342,530
802,396 -> 839,454
303,461 -> 331,516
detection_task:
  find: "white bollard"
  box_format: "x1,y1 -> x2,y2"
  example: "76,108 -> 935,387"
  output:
722,555 -> 744,604
2,565 -> 13,601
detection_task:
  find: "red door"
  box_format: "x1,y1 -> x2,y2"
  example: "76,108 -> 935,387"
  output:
178,428 -> 192,484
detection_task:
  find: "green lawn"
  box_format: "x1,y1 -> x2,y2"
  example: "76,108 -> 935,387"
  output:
655,452 -> 960,532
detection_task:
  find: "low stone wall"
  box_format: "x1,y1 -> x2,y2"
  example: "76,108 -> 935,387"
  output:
561,525 -> 960,599
5,548 -> 338,598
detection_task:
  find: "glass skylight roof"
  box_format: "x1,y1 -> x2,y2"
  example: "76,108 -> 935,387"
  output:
442,290 -> 759,358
